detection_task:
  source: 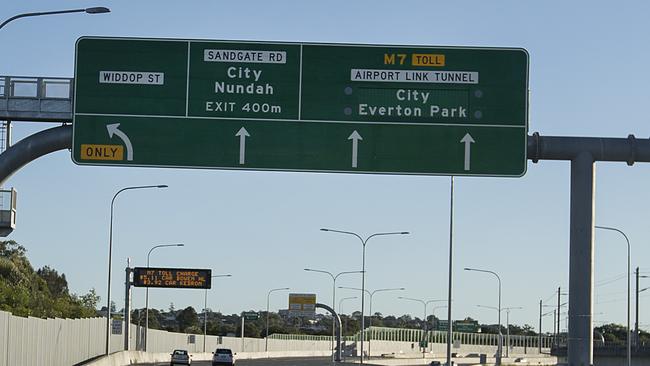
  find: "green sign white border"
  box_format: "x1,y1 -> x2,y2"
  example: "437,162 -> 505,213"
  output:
72,36 -> 530,178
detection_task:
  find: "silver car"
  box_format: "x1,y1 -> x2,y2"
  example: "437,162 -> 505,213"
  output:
212,348 -> 235,366
170,349 -> 191,366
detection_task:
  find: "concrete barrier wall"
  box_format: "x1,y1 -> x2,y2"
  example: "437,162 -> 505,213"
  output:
0,311 -> 116,366
142,326 -> 333,354
0,309 -> 553,366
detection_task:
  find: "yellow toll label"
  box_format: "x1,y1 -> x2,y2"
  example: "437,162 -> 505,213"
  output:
80,144 -> 124,160
412,53 -> 445,66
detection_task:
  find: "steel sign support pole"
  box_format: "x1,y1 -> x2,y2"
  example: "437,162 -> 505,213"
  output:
446,176 -> 454,366
568,152 -> 595,366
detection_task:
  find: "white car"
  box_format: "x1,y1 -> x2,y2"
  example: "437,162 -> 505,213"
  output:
212,348 -> 236,366
170,349 -> 191,366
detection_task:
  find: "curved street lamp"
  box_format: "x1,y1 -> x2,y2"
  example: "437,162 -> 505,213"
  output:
304,268 -> 363,361
0,7 -> 110,30
464,267 -> 502,365
477,305 -> 523,357
106,184 -> 167,355
144,243 -> 184,351
338,285 -> 405,358
398,297 -> 446,358
339,296 -> 358,315
321,228 -> 409,363
203,274 -> 232,352
265,287 -> 290,352
595,225 -> 631,366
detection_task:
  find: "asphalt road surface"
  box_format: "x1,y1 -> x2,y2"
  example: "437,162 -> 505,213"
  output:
142,357 -> 355,366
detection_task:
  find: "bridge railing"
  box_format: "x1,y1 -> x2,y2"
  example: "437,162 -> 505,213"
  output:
0,75 -> 74,122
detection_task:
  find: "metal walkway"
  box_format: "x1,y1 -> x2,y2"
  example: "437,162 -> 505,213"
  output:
0,75 -> 73,122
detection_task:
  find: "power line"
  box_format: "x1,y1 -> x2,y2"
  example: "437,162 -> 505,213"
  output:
542,291 -> 557,304
595,273 -> 626,287
595,290 -> 628,297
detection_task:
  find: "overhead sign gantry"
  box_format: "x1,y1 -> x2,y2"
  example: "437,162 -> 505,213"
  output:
72,37 -> 528,177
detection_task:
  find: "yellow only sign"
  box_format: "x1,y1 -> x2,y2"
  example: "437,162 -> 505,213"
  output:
80,144 -> 124,160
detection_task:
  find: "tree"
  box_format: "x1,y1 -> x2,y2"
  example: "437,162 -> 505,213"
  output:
0,241 -> 100,319
80,288 -> 100,310
36,266 -> 69,298
176,306 -> 199,332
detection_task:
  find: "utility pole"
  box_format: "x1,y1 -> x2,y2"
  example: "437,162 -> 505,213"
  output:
538,300 -> 542,354
124,258 -> 132,351
557,287 -> 561,342
634,267 -> 639,349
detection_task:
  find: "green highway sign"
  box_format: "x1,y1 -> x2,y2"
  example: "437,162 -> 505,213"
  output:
73,37 -> 529,176
437,320 -> 449,331
242,312 -> 259,321
454,321 -> 479,333
436,320 -> 479,332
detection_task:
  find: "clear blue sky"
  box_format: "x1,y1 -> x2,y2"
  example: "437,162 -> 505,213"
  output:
2,0 -> 649,332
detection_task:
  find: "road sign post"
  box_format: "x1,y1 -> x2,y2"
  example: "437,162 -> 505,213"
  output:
73,37 -> 528,177
243,312 -> 260,321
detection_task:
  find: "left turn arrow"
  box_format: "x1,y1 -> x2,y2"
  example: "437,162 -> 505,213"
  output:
106,123 -> 133,161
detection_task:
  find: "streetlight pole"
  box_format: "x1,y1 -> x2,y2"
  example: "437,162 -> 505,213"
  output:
339,296 -> 358,335
321,228 -> 409,363
595,225 -> 631,366
304,268 -> 363,361
265,287 -> 290,352
477,305 -> 522,358
432,305 -> 448,323
464,267 -> 502,366
338,286 -> 405,359
144,243 -> 184,351
0,7 -> 110,30
106,184 -> 167,355
399,297 -> 447,359
203,274 -> 232,353
339,296 -> 358,316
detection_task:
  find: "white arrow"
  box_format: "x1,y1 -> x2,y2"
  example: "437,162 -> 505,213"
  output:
235,127 -> 250,165
348,130 -> 363,168
106,123 -> 133,161
460,133 -> 475,171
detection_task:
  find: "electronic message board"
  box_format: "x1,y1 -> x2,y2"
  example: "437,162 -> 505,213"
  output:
132,267 -> 212,289
73,37 -> 528,177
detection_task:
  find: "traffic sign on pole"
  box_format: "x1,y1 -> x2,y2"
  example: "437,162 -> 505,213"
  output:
73,37 -> 528,177
288,293 -> 317,318
242,312 -> 260,321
